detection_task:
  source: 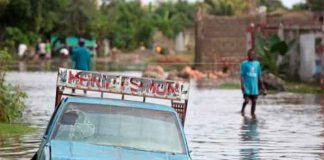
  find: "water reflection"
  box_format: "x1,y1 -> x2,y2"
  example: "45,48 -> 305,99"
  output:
16,60 -> 59,72
240,116 -> 260,160
10,60 -> 146,72
18,61 -> 27,72
0,133 -> 40,159
319,95 -> 324,158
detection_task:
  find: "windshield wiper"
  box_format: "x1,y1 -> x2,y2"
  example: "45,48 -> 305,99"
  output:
89,143 -> 180,155
117,146 -> 178,155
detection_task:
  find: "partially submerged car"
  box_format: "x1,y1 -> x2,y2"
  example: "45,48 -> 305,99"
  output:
33,68 -> 191,160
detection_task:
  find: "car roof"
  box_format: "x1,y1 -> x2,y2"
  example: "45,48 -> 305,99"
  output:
64,96 -> 177,113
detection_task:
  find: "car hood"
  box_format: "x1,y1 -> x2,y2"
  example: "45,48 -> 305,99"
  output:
50,140 -> 189,160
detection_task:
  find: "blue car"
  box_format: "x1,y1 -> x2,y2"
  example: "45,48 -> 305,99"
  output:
33,68 -> 191,160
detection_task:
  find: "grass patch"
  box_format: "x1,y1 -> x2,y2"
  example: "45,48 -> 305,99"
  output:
0,123 -> 35,136
218,83 -> 241,89
287,82 -> 324,94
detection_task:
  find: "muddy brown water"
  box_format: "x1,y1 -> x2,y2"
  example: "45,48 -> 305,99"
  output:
1,72 -> 324,160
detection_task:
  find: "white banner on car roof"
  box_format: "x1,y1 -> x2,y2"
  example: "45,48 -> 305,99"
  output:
57,68 -> 190,101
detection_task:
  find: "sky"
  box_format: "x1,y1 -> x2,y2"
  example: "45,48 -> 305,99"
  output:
281,0 -> 305,8
141,0 -> 306,8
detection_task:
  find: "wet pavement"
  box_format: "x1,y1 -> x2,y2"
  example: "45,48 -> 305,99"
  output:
1,72 -> 324,160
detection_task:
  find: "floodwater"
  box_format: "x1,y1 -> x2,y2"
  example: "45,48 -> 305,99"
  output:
1,72 -> 324,160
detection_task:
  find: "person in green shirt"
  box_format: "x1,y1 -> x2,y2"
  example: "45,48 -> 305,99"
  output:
45,39 -> 52,60
72,39 -> 91,94
72,39 -> 91,71
240,49 -> 266,118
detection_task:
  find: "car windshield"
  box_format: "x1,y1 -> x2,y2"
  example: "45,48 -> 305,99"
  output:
52,102 -> 185,154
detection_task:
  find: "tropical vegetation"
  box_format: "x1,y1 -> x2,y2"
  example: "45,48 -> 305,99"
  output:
292,0 -> 324,11
0,0 -> 196,52
254,33 -> 295,76
0,49 -> 27,123
257,0 -> 287,12
203,0 -> 250,16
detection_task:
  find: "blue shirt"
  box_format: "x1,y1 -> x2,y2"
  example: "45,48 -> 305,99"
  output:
240,60 -> 261,95
72,47 -> 91,71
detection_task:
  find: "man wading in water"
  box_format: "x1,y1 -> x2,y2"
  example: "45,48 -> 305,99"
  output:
72,38 -> 91,94
240,49 -> 266,118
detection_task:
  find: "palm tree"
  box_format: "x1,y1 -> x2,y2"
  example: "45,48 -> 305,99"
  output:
204,0 -> 249,16
204,0 -> 234,16
154,1 -> 195,38
257,0 -> 287,12
100,0 -> 155,50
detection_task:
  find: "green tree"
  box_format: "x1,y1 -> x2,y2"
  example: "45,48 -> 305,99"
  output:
204,0 -> 249,16
0,0 -> 68,50
204,0 -> 234,16
174,0 -> 196,23
0,0 -> 197,51
307,0 -> 324,11
292,3 -> 308,11
0,50 -> 27,123
291,0 -> 324,12
39,0 -> 69,34
225,0 -> 249,15
101,0 -> 156,50
1,0 -> 33,32
89,11 -> 109,39
0,0 -> 9,17
154,1 -> 195,38
255,33 -> 295,75
258,0 -> 287,12
2,27 -> 38,51
57,0 -> 97,38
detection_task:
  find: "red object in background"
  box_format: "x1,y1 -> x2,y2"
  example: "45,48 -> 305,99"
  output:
246,24 -> 255,51
317,45 -> 324,54
320,45 -> 324,53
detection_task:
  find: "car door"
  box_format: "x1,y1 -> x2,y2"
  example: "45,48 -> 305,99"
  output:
33,99 -> 66,160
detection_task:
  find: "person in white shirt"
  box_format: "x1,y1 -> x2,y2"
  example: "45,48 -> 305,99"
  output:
38,42 -> 46,59
18,43 -> 27,59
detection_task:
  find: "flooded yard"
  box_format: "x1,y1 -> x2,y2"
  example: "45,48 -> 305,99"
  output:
1,72 -> 324,160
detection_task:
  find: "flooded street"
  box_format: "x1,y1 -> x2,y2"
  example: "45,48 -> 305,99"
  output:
1,72 -> 324,160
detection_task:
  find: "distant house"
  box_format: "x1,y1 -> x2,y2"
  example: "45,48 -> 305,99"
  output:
195,10 -> 324,81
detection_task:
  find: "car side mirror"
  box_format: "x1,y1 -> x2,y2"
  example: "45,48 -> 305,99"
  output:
60,111 -> 79,125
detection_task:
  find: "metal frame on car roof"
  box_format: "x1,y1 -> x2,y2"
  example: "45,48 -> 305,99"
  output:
55,68 -> 190,126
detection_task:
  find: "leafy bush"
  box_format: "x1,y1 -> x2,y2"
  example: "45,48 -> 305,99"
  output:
161,47 -> 169,55
255,33 -> 295,76
204,0 -> 234,16
0,49 -> 27,123
2,27 -> 39,53
0,84 -> 27,122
